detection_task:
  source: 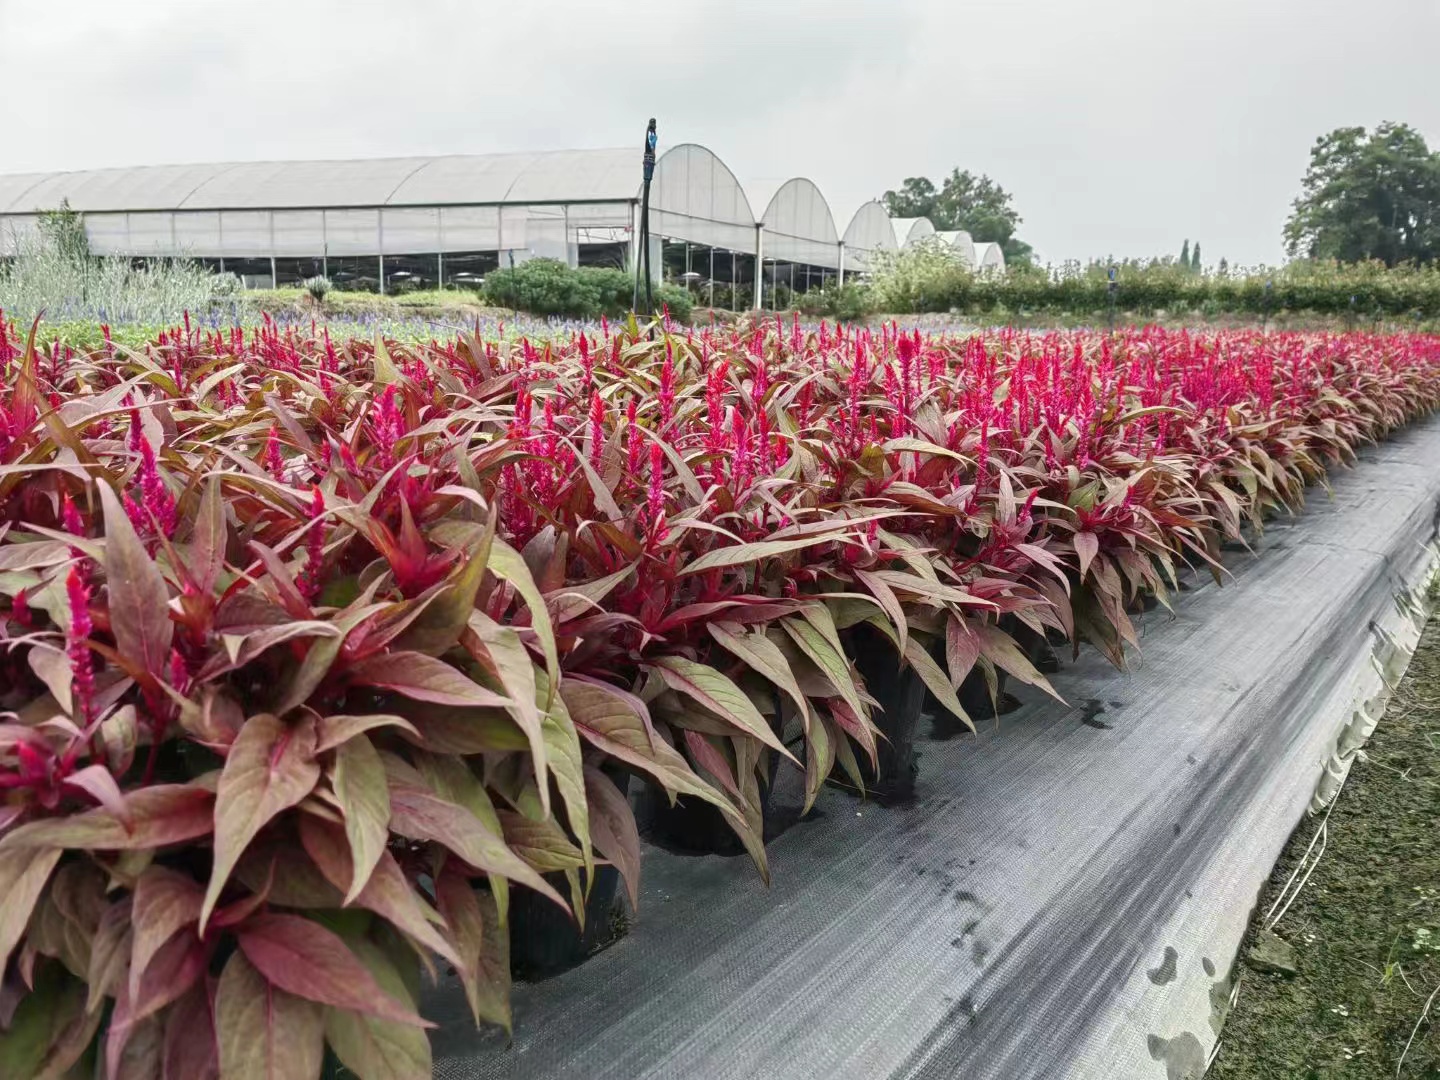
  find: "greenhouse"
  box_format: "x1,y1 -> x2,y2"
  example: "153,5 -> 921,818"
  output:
0,143 -> 999,306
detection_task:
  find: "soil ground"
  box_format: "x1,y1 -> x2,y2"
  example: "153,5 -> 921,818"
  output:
1209,615 -> 1440,1078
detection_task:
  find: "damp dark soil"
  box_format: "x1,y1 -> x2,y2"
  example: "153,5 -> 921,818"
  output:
1209,616 -> 1440,1078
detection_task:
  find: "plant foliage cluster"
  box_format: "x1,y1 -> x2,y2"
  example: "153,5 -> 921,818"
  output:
0,205 -> 241,326
808,248 -> 1440,320
480,259 -> 693,324
1,310 -> 1439,1077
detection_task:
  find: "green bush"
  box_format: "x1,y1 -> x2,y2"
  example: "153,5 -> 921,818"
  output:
479,259 -> 691,323
796,283 -> 876,322
863,249 -> 1440,320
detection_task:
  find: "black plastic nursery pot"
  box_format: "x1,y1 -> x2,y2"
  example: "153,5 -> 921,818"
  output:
841,622 -> 926,802
635,746 -> 782,857
509,770 -> 631,979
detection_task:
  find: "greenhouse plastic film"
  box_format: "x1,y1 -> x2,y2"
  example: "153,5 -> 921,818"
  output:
430,413 -> 1440,1080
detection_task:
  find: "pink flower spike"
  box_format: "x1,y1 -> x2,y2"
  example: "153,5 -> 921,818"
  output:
588,391 -> 606,469
647,441 -> 668,540
264,426 -> 285,482
65,568 -> 95,725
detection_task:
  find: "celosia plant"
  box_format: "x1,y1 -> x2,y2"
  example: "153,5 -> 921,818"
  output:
0,308 -> 1438,1075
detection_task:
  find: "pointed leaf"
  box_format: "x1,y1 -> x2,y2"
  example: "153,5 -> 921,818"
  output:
975,622 -> 1064,701
202,713 -> 321,931
0,785 -> 214,852
386,783 -> 565,908
463,611 -> 548,815
129,865 -> 203,1002
347,651 -> 509,708
99,481 -> 174,677
487,539 -> 559,710
708,622 -> 810,731
216,951 -> 324,1080
1073,530 -> 1099,582
322,937 -> 432,1080
315,713 -> 422,753
332,734 -> 390,903
237,914 -> 432,1027
902,636 -> 973,731
0,846 -> 62,974
651,656 -> 792,760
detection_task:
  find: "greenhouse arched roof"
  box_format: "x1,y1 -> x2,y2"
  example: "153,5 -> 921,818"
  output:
890,217 -> 935,248
936,229 -> 977,269
753,178 -> 839,269
0,149 -> 644,214
840,201 -> 898,273
974,241 -> 1007,272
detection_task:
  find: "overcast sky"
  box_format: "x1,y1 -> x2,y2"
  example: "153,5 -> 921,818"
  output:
2,0 -> 1436,267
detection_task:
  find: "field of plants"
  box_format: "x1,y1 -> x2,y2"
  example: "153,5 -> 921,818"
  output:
2,309 -> 1440,1078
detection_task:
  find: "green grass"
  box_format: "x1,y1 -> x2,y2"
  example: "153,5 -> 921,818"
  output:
1210,616 -> 1440,1078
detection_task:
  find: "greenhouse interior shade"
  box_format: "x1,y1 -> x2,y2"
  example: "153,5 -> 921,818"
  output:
0,145 -> 979,296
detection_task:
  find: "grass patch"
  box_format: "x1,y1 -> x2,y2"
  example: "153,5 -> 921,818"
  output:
1210,617 -> 1440,1078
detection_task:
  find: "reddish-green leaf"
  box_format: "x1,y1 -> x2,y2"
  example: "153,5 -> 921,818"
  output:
347,651 -> 510,708
237,914 -> 432,1027
216,951 -> 324,1080
322,937 -> 432,1080
463,611 -> 549,816
0,785 -> 214,853
651,656 -> 793,760
202,713 -> 321,931
975,622 -> 1064,701
1073,530 -> 1100,581
487,539 -> 559,710
162,982 -> 218,1080
129,865 -> 203,1002
99,481 -> 174,678
332,734 -> 390,903
584,765 -> 641,909
386,783 -> 565,909
678,534 -> 849,576
0,846 -> 62,974
297,816 -> 461,971
314,713 -> 421,753
708,621 -> 811,731
559,681 -> 736,817
435,874 -> 511,1035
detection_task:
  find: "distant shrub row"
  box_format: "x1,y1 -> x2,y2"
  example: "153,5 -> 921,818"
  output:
480,259 -> 694,323
799,247 -> 1440,321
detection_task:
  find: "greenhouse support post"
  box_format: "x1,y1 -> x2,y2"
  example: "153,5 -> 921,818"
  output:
753,223 -> 765,310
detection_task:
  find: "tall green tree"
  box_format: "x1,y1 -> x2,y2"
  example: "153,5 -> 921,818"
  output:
882,168 -> 1033,266
1191,242 -> 1202,272
1179,239 -> 1191,268
1284,122 -> 1440,266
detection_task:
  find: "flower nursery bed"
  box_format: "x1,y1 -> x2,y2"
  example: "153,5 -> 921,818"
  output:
1,313 -> 1439,1078
429,416 -> 1440,1079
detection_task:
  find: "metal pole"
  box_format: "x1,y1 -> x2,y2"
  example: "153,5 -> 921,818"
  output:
838,241 -> 846,287
753,223 -> 764,311
437,251 -> 444,290
709,247 -> 714,308
731,251 -> 737,310
270,256 -> 277,290
378,254 -> 385,296
633,118 -> 657,316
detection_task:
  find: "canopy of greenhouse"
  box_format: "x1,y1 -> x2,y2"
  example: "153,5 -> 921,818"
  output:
0,144 -> 779,267
839,201 -> 898,274
889,216 -> 935,248
974,240 -> 1007,272
749,177 -> 840,270
0,146 -> 1004,296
